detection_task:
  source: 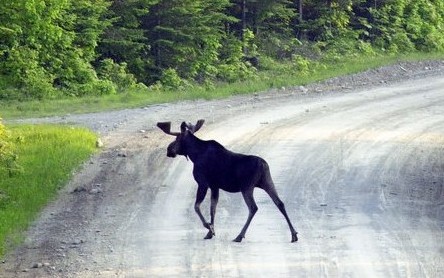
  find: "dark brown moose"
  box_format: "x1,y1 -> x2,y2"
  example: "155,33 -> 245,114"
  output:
157,119 -> 298,242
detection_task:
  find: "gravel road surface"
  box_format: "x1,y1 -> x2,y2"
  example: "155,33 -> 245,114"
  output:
1,60 -> 444,277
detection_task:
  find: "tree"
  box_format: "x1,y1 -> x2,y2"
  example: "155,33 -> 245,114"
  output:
0,0 -> 70,98
52,0 -> 112,95
1,0 -> 444,100
402,0 -> 444,51
97,0 -> 157,84
0,0 -> 112,99
227,0 -> 295,40
224,0 -> 295,60
143,0 -> 233,83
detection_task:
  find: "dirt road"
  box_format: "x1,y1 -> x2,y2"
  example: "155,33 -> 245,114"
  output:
1,62 -> 444,277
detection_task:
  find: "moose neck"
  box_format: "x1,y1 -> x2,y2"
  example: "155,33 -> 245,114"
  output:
184,133 -> 206,163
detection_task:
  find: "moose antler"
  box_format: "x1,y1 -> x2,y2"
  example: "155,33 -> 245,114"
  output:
157,122 -> 180,136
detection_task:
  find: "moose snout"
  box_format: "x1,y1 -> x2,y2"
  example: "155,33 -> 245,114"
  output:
167,144 -> 177,157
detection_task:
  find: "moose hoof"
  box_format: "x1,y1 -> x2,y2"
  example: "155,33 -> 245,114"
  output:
204,231 -> 214,240
203,224 -> 215,239
291,233 -> 298,243
233,235 -> 244,242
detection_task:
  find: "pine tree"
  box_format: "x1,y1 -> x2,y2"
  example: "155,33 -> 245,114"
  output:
143,0 -> 233,83
97,0 -> 157,84
227,0 -> 294,39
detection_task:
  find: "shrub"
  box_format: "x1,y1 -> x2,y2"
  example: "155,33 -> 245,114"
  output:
68,80 -> 117,97
217,32 -> 257,82
0,118 -> 19,176
96,59 -> 139,91
159,68 -> 191,91
0,47 -> 56,100
291,54 -> 311,75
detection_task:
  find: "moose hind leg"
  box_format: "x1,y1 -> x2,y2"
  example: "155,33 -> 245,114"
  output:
234,189 -> 258,242
265,186 -> 298,242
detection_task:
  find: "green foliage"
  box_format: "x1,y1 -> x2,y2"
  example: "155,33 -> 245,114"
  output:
0,0 -> 111,99
145,0 -> 234,83
1,0 -> 444,101
299,0 -> 352,41
98,0 -> 157,84
291,54 -> 311,75
69,80 -> 117,97
158,68 -> 191,90
369,0 -> 444,52
0,47 -> 57,100
0,119 -> 20,177
228,0 -> 295,39
217,32 -> 257,82
97,59 -> 139,91
1,52 -> 443,120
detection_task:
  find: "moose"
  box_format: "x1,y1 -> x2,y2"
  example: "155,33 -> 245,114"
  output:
157,119 -> 298,242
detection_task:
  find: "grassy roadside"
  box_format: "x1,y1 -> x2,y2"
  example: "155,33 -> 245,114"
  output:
0,125 -> 97,257
1,52 -> 443,120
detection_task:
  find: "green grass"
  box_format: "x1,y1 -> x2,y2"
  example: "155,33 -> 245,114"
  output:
1,52 -> 443,120
0,125 -> 97,257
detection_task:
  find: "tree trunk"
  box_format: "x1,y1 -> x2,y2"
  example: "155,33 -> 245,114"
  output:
297,0 -> 305,40
241,0 -> 247,54
299,0 -> 303,22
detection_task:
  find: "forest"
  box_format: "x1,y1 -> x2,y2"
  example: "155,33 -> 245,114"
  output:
0,0 -> 444,100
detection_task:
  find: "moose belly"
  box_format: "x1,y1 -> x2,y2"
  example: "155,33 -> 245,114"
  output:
197,166 -> 256,193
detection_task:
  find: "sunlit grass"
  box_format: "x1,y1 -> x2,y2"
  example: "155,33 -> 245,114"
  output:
0,125 -> 97,257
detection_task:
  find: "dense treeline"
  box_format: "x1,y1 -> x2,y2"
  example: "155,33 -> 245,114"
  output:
0,0 -> 443,100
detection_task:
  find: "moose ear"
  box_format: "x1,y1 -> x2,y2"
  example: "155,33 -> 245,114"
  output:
180,122 -> 188,133
157,122 -> 180,136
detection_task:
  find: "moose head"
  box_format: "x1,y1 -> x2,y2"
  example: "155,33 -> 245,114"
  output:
157,119 -> 205,158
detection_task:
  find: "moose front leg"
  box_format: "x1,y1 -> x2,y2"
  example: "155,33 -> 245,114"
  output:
194,185 -> 214,239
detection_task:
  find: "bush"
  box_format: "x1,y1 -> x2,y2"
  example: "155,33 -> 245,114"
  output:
0,47 -> 57,100
389,32 -> 416,53
216,33 -> 257,82
217,62 -> 256,83
159,68 -> 191,91
69,80 -> 117,97
0,118 -> 19,176
291,54 -> 311,75
96,59 -> 139,91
